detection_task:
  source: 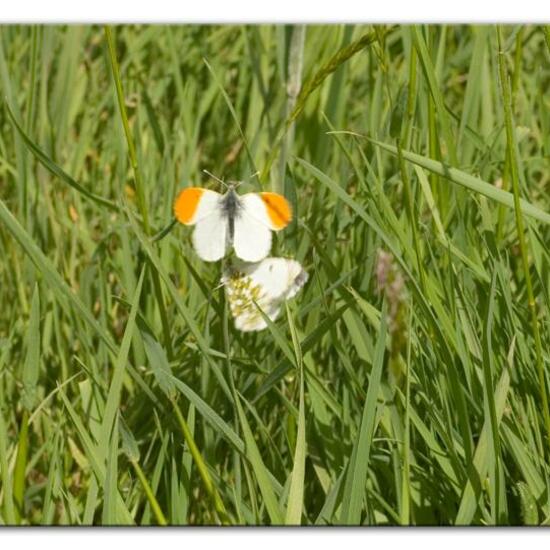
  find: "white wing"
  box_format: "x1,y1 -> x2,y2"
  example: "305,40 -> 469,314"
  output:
244,258 -> 307,300
232,194 -> 273,262
174,188 -> 222,225
238,191 -> 292,231
191,189 -> 223,224
174,187 -> 228,261
192,212 -> 227,262
222,257 -> 308,332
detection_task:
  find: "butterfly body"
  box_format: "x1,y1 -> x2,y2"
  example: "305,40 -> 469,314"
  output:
220,186 -> 240,245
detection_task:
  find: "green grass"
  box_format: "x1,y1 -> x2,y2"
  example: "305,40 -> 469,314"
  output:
1,23 -> 550,525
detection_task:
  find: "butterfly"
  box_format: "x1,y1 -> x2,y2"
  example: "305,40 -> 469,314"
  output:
173,177 -> 292,262
221,257 -> 308,332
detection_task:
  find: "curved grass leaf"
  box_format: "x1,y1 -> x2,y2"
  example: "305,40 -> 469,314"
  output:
366,137 -> 550,225
5,102 -> 118,212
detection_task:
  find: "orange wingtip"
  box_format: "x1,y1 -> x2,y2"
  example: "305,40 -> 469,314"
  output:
260,192 -> 292,230
174,187 -> 205,225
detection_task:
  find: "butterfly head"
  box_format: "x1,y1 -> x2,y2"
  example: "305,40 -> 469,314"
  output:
202,170 -> 245,193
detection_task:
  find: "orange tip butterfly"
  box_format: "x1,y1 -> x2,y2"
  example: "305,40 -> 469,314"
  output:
173,174 -> 292,263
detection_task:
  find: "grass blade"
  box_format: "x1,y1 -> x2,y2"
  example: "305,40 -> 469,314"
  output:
364,137 -> 550,225
455,366 -> 511,524
412,25 -> 458,165
12,410 -> 29,524
234,392 -> 284,525
0,408 -> 16,524
58,388 -> 134,524
13,284 -> 41,523
496,25 -> 550,451
21,284 -> 41,412
0,197 -> 117,354
284,304 -> 306,525
340,306 -> 387,524
102,414 -> 119,525
99,267 -> 145,449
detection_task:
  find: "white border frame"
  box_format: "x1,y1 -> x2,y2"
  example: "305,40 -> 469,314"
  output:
1,1 -> 550,23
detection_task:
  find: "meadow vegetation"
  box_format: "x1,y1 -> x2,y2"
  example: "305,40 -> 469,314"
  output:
1,24 -> 550,525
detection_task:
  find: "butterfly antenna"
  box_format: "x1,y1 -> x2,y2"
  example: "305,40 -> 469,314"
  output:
212,281 -> 226,292
203,169 -> 228,190
232,170 -> 259,190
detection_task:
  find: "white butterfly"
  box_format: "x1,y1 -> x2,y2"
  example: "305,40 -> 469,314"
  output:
174,183 -> 292,263
221,257 -> 308,332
